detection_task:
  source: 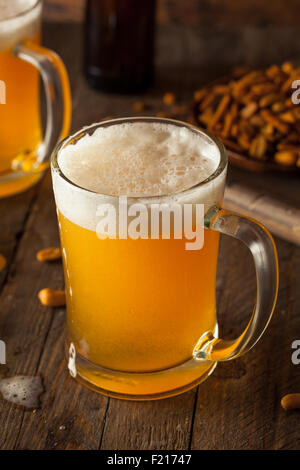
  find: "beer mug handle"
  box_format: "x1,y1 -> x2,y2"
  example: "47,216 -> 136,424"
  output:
13,42 -> 71,171
194,206 -> 279,362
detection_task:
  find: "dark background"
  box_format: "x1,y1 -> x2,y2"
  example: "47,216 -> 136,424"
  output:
44,0 -> 300,71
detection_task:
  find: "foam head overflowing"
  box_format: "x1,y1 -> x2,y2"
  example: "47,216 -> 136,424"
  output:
0,0 -> 41,51
58,122 -> 220,197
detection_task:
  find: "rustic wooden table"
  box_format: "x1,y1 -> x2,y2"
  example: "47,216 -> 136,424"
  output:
0,22 -> 299,450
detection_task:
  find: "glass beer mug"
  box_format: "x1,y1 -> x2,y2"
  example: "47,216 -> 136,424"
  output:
52,118 -> 278,401
0,0 -> 71,198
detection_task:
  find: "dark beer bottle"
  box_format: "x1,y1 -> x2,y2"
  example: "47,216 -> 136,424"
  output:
84,0 -> 156,93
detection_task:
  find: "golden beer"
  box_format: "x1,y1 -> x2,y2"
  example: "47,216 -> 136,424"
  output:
59,213 -> 220,373
52,118 -> 278,399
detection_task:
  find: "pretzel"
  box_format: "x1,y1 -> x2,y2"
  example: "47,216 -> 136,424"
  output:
190,62 -> 300,168
240,102 -> 258,119
200,92 -> 217,110
232,71 -> 266,99
221,102 -> 238,138
249,135 -> 267,159
274,151 -> 297,165
207,94 -> 231,130
259,93 -> 281,108
260,109 -> 290,134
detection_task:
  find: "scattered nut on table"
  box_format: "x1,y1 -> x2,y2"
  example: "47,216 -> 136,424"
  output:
38,288 -> 66,307
281,393 -> 300,411
37,248 -> 61,262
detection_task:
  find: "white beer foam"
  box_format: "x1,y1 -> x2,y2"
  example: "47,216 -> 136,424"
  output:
0,0 -> 41,52
53,122 -> 226,231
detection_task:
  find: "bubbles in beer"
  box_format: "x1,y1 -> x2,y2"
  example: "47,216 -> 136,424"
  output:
0,375 -> 43,409
58,122 -> 220,197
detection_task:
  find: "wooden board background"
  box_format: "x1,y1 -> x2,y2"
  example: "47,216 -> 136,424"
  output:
0,12 -> 299,451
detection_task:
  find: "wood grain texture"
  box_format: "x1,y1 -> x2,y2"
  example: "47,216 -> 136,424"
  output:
0,21 -> 299,450
0,187 -> 38,294
191,242 -> 300,450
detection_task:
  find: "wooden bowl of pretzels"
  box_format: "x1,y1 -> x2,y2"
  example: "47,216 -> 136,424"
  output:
193,63 -> 300,173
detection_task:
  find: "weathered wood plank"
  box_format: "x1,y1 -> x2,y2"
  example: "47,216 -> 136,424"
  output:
100,391 -> 197,450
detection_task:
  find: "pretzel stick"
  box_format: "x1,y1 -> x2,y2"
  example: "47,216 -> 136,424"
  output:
208,94 -> 231,130
260,109 -> 290,134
